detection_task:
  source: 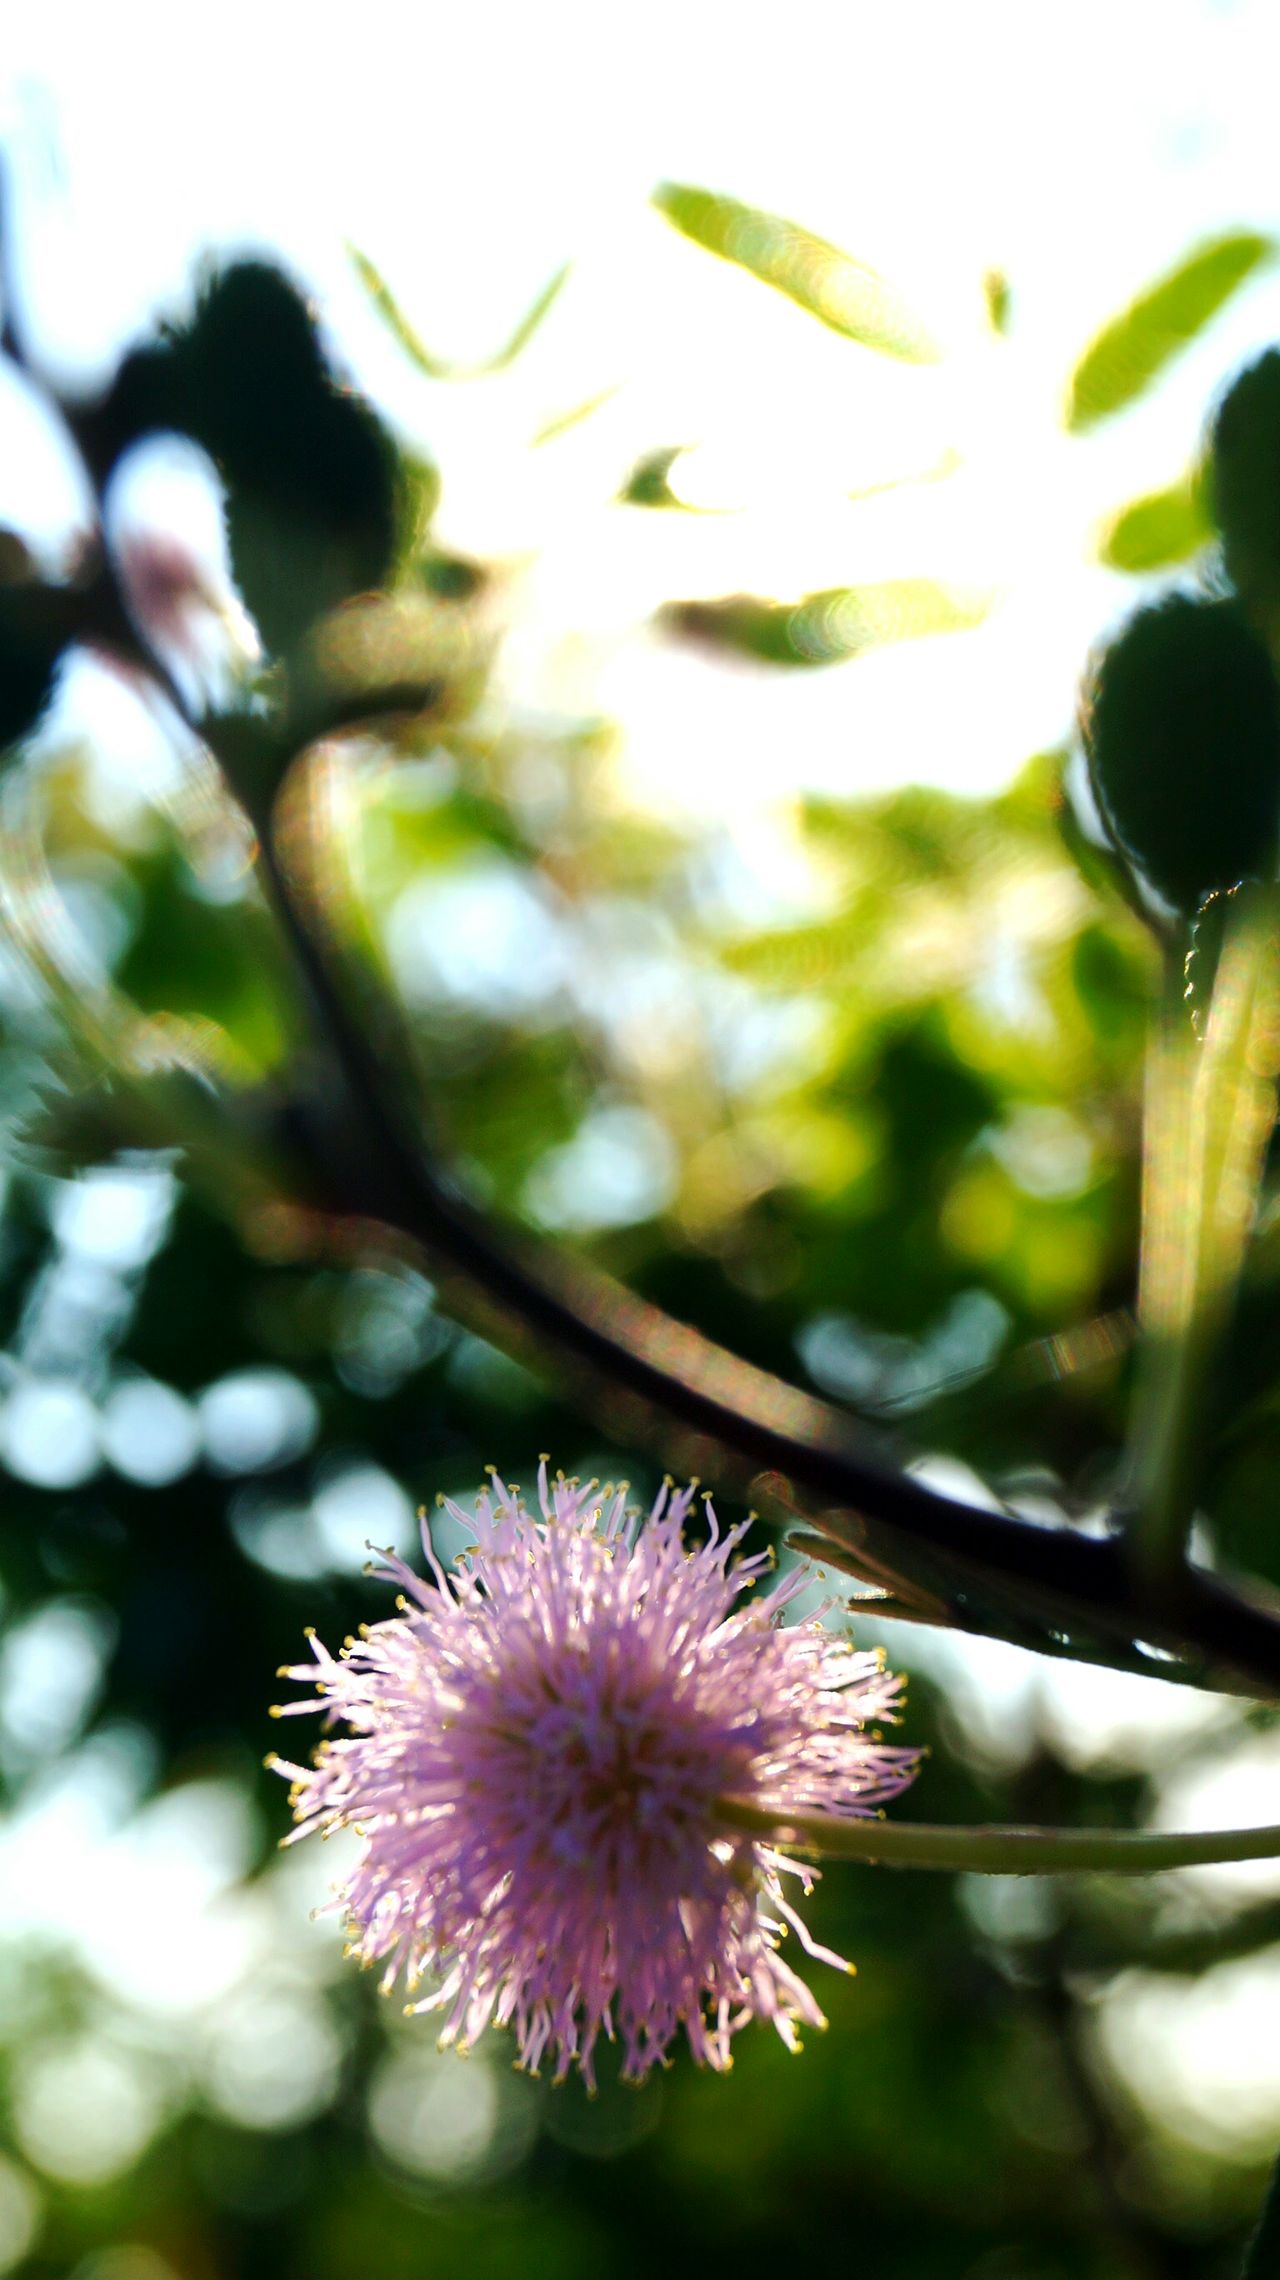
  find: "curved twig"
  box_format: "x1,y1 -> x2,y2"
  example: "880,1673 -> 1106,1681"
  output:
4,170 -> 1280,1701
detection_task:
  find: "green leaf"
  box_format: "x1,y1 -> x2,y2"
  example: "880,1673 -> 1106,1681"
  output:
416,553 -> 486,601
349,245 -> 570,381
983,268 -> 1012,336
1096,473 -> 1211,572
652,182 -> 940,361
659,579 -> 989,667
620,447 -> 689,509
530,385 -> 621,447
393,453 -> 442,577
1065,232 -> 1273,432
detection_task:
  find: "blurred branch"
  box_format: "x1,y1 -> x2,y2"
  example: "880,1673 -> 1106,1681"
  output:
1067,1895 -> 1280,1977
1033,1942 -> 1177,2280
652,182 -> 941,361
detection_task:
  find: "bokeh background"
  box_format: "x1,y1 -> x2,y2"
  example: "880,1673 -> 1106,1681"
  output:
2,5 -> 1280,2276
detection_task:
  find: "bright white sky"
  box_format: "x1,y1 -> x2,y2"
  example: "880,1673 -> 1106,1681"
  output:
4,0 -> 1280,818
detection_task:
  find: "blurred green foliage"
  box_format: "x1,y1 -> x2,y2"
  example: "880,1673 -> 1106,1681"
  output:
660,578 -> 990,666
0,186 -> 1279,2280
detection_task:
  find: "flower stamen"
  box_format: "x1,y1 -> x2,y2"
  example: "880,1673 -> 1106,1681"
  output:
270,1464 -> 918,2085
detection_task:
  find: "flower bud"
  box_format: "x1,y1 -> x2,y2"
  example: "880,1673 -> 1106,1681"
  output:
1082,593 -> 1280,916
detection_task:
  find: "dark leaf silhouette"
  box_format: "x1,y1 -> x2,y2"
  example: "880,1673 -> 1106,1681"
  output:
75,260 -> 400,656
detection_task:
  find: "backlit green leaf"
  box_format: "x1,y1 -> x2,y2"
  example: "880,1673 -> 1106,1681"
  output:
1065,232 -> 1273,432
983,269 -> 1012,336
349,245 -> 570,381
1096,473 -> 1211,572
620,446 -> 689,508
653,182 -> 940,361
659,580 -> 989,667
530,385 -> 621,447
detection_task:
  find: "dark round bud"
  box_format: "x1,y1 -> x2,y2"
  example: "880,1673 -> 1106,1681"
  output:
1082,593 -> 1280,914
1207,350 -> 1280,614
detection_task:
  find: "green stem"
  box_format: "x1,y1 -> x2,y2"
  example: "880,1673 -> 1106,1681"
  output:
719,1798 -> 1280,1875
1241,2152 -> 1280,2280
1130,885 -> 1280,1596
348,243 -> 570,381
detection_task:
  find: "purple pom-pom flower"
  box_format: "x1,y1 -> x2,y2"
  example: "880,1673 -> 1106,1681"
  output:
270,1463 -> 918,2085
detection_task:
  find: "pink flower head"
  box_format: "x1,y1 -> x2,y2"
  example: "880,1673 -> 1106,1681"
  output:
270,1463 -> 918,2085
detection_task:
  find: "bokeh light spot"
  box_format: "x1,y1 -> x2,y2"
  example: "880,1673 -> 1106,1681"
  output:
0,2157 -> 40,2277
12,2041 -> 168,2185
368,2044 -> 536,2184
202,1990 -> 342,2131
101,1377 -> 201,1486
1,1379 -> 99,1488
199,1368 -> 319,1475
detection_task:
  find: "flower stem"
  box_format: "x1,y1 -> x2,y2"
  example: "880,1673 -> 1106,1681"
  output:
1130,885 -> 1280,1599
1240,2151 -> 1280,2280
719,1798 -> 1280,1875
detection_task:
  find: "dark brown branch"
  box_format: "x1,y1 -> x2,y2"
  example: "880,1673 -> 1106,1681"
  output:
248,793 -> 1280,1700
